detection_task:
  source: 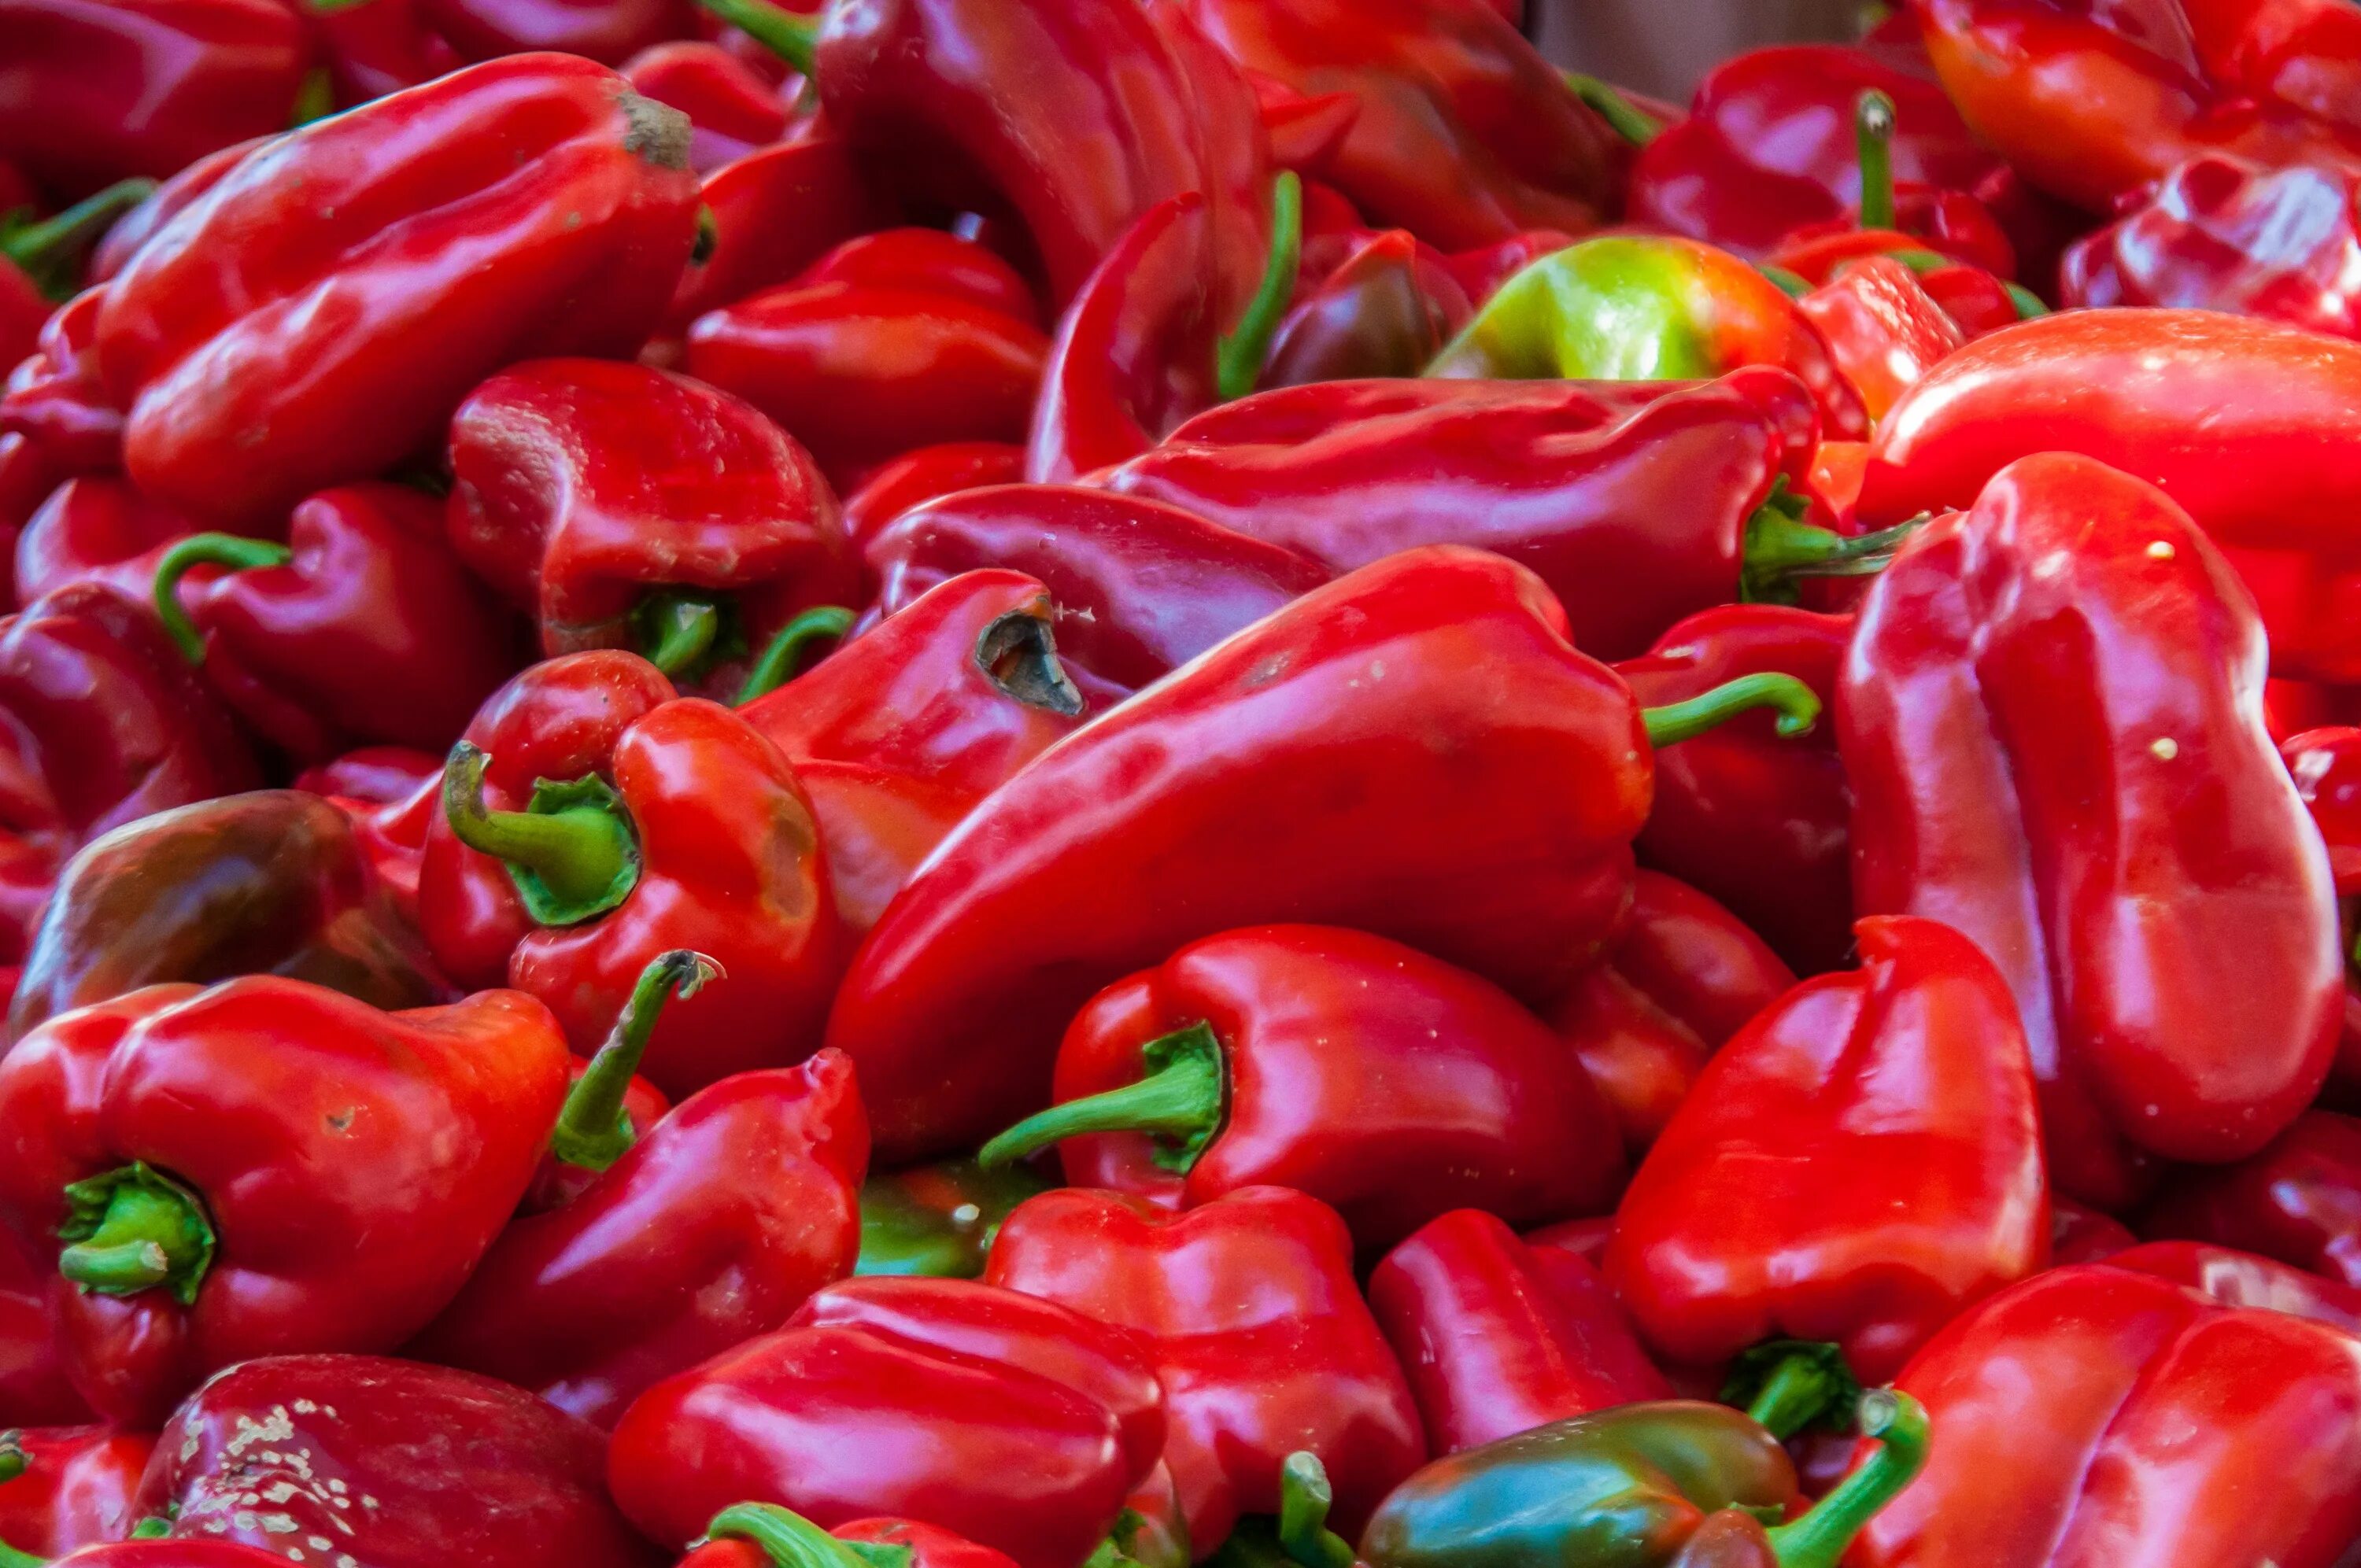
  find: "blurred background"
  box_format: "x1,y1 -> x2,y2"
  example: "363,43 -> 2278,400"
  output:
1535,0 -> 1861,98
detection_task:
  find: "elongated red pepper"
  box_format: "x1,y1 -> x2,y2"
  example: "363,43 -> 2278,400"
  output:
1368,1208 -> 1669,1455
86,142 -> 254,287
978,924 -> 1624,1249
94,53 -> 700,526
0,978 -> 570,1425
986,1186 -> 1424,1551
1845,452 -> 2342,1208
13,476 -> 195,607
446,357 -> 850,699
136,1353 -> 659,1566
608,1275 -> 1164,1566
841,443 -> 1026,559
663,136 -> 888,333
623,41 -> 790,171
2138,1109 -> 2361,1289
413,954 -> 869,1428
0,1427 -> 150,1555
677,1506 -> 1020,1568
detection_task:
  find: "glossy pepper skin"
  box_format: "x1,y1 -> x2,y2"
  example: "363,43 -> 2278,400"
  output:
14,476 -> 197,608
0,1426 -> 151,1555
0,290 -> 120,481
7,790 -> 443,1042
2109,1238 -> 2361,1334
1850,1264 -> 2361,1568
663,136 -> 888,334
842,443 -> 1027,559
2138,1109 -> 2361,1289
1607,917 -> 2049,1385
1843,453 -> 2343,1208
85,140 -> 255,287
10,1544 -> 291,1566
1262,227 -> 1471,389
0,1246 -> 91,1424
623,42 -> 792,173
823,546 -> 1653,1163
986,1186 -> 1424,1550
420,0 -> 689,65
608,1275 -> 1165,1567
2284,724 -> 2361,1100
137,1353 -> 661,1567
446,358 -> 851,698
677,1507 -> 1022,1568
1369,1208 -> 1671,1455
159,483 -> 524,761
94,54 -> 700,527
855,1160 -> 1050,1279
981,924 -> 1624,1250
0,978 -> 570,1426
1616,608 -> 1853,976
1794,258 -> 1966,426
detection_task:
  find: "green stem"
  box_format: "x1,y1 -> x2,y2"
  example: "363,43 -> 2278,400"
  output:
1642,673 -> 1820,748
1757,262 -> 1811,299
694,0 -> 818,75
0,1433 -> 22,1485
442,741 -> 641,927
2004,282 -> 2049,319
737,605 -> 855,705
0,178 -> 155,299
1764,1389 -> 1931,1568
1741,489 -> 1923,602
977,1022 -> 1226,1174
1215,171 -> 1305,402
1856,90 -> 1896,232
1564,73 -> 1661,146
1276,1454 -> 1357,1568
56,1164 -> 215,1305
0,1537 -> 39,1568
637,591 -> 724,678
549,951 -> 721,1173
290,65 -> 336,127
1727,1342 -> 1860,1441
704,1503 -> 910,1568
153,533 -> 294,664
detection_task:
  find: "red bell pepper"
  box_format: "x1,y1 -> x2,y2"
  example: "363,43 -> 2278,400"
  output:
157,482 -> 525,761
1368,1208 -> 1670,1455
0,977 -> 571,1426
135,1352 -> 659,1566
445,357 -> 850,699
2138,1109 -> 2361,1289
841,443 -> 1025,559
608,1275 -> 1165,1566
823,545 -> 1818,1162
860,485 -> 1328,705
419,0 -> 691,65
412,954 -> 869,1428
1545,870 -> 1795,1155
1849,1263 -> 2361,1568
1842,453 -> 2344,1208
1,290 -> 124,481
677,1506 -> 1020,1568
1795,256 -> 1965,425
985,1185 -> 1424,1551
2284,724 -> 2361,1104
977,924 -> 1624,1250
662,136 -> 887,334
623,41 -> 790,172
94,53 -> 700,527
0,1244 -> 91,1425
2051,1198 -> 2137,1267
297,750 -> 441,928
739,570 -> 1084,934
1615,606 -> 1853,976
13,476 -> 195,607
438,675 -> 844,1096
1605,916 -> 2048,1389
0,1428 -> 150,1557
2110,1238 -> 2361,1335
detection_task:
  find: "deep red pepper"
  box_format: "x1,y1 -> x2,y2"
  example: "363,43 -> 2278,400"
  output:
986,1185 -> 1424,1551
623,41 -> 790,172
1261,228 -> 1470,388
841,443 -> 1026,559
662,136 -> 888,334
13,475 -> 195,607
2284,724 -> 2361,1103
608,1275 -> 1164,1566
1369,1208 -> 1671,1455
0,978 -> 571,1425
0,1246 -> 90,1426
2051,1198 -> 2137,1267
0,290 -> 124,481
86,142 -> 254,286
297,752 -> 440,928
677,1507 -> 1022,1568
135,1352 -> 660,1566
978,924 -> 1624,1250
2138,1109 -> 2361,1289
446,357 -> 850,699
0,1428 -> 148,1556
7,1544 -> 288,1566
2110,1238 -> 2361,1334
419,0 -> 692,65
94,53 -> 700,527
2180,0 -> 2361,132
305,0 -> 462,110
1794,257 -> 1965,425
1843,452 -> 2343,1209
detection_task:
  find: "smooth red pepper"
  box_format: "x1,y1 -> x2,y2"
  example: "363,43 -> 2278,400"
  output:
0,978 -> 570,1425
419,0 -> 691,65
841,443 -> 1026,559
0,290 -> 124,481
986,1185 -> 1424,1551
0,1428 -> 150,1556
2051,1198 -> 2138,1266
13,475 -> 195,607
307,0 -> 462,109
2284,724 -> 2361,1103
662,136 -> 888,334
413,955 -> 869,1429
6,1544 -> 289,1566
608,1275 -> 1164,1566
677,1507 -> 1021,1568
446,357 -> 851,699
977,924 -> 1624,1250
1262,227 -> 1470,388
135,1353 -> 659,1566
86,142 -> 255,286
623,41 -> 790,171
1369,1208 -> 1671,1455
0,1246 -> 90,1426
94,53 -> 700,527
1842,453 -> 2343,1209
2138,1109 -> 2361,1289
2110,1238 -> 2361,1335
296,751 -> 441,926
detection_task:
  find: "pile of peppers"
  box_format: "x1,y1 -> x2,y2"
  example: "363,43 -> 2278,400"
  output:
5,0 -> 2361,1563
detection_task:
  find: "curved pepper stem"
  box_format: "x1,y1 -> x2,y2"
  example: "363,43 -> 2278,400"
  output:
1856,90 -> 1896,233
1763,1389 -> 1931,1568
1563,73 -> 1661,147
1642,673 -> 1821,748
703,1503 -> 914,1568
635,590 -> 726,678
1215,171 -> 1305,402
153,533 -> 295,664
1739,482 -> 1923,603
737,605 -> 855,705
693,0 -> 818,76
56,1162 -> 216,1305
548,950 -> 722,1173
442,740 -> 642,928
1722,1341 -> 1861,1441
977,1021 -> 1227,1174
0,178 -> 155,300
974,607 -> 1085,718
1276,1454 -> 1358,1568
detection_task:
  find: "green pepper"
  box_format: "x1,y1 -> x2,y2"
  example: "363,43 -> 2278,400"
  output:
855,1159 -> 1051,1278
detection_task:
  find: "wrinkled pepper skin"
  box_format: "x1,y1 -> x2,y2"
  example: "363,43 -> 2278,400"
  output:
2138,1109 -> 2361,1290
1098,369 -> 1821,665
2110,1238 -> 2361,1335
608,1276 -> 1164,1567
94,53 -> 700,527
446,358 -> 852,696
824,546 -> 1650,1163
0,978 -> 570,1426
1860,311 -> 2361,684
678,1511 -> 1022,1568
994,924 -> 1624,1249
0,1426 -> 150,1553
1369,1208 -> 1672,1455
986,1185 -> 1424,1550
863,485 -> 1329,704
0,1242 -> 91,1425
1607,917 -> 2049,1384
855,1160 -> 1051,1279
1850,1264 -> 2361,1568
1842,454 -> 2343,1208
7,790 -> 443,1043
137,1353 -> 661,1567
0,290 -> 120,480
1616,607 -> 1853,976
